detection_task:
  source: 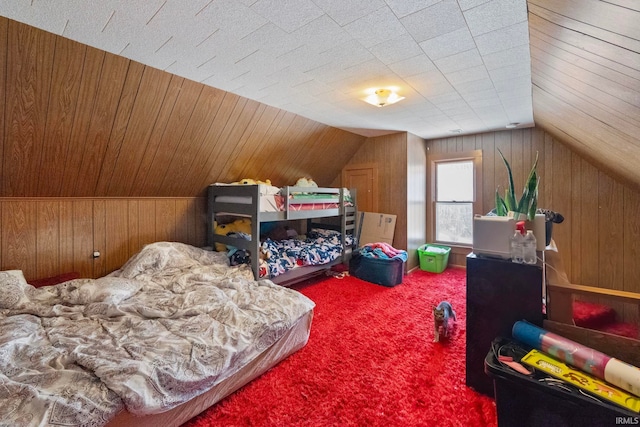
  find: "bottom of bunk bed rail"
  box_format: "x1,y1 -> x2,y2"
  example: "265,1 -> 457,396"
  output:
268,258 -> 350,287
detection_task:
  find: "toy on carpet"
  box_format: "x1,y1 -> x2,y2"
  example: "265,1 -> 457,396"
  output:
433,300 -> 456,343
231,178 -> 272,186
214,218 -> 252,251
325,263 -> 350,279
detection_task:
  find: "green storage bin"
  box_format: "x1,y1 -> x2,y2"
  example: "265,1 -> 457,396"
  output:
418,244 -> 451,273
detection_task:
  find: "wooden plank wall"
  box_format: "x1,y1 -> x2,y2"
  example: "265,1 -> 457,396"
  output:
428,127 -> 640,323
0,197 -> 206,281
334,132 -> 411,263
527,0 -> 640,193
0,16 -> 365,198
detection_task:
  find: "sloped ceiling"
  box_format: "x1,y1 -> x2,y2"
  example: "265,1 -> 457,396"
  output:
528,0 -> 640,190
1,1 -> 639,194
0,0 -> 534,139
0,17 -> 367,197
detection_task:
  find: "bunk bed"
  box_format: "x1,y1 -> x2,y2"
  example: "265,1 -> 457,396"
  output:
207,184 -> 357,286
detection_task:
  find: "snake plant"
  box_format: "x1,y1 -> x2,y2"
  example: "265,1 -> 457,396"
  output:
494,149 -> 539,221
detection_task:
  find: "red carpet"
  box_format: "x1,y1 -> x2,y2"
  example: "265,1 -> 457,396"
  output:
183,268 -> 497,427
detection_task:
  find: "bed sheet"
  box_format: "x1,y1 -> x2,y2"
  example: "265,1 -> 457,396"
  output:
0,242 -> 315,426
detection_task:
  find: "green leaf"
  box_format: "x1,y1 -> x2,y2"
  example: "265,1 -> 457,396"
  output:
495,190 -> 507,216
497,149 -> 517,211
494,149 -> 540,220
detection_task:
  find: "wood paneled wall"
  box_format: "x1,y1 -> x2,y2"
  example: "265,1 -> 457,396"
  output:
0,197 -> 206,281
335,132 -> 429,270
527,0 -> 640,192
0,16 -> 365,198
428,127 -> 640,307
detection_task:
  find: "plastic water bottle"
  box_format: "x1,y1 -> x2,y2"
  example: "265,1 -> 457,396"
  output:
510,230 -> 524,263
523,230 -> 537,264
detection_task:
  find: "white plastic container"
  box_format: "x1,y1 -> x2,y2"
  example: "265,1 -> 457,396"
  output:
523,230 -> 537,264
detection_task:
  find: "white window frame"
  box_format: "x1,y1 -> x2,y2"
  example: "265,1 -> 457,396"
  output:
427,150 -> 483,248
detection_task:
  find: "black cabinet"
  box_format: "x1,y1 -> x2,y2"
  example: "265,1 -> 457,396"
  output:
466,253 -> 544,397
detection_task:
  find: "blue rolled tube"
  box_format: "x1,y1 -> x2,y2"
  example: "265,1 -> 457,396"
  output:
512,320 -> 545,349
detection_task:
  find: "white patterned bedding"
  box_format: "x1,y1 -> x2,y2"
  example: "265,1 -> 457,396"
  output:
0,242 -> 315,427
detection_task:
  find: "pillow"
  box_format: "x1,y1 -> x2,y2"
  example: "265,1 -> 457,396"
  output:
29,272 -> 80,288
0,270 -> 30,309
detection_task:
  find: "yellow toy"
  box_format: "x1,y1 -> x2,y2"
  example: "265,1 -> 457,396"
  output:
231,178 -> 272,186
214,218 -> 252,251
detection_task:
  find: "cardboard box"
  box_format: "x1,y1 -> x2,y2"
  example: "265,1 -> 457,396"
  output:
357,212 -> 397,246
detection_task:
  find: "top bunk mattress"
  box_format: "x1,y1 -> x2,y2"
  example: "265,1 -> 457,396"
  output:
210,184 -> 353,214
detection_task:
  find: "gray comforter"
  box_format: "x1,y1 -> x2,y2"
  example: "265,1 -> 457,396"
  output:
0,242 -> 315,426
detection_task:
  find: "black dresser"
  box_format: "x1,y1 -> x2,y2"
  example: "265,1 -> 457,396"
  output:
465,253 -> 544,397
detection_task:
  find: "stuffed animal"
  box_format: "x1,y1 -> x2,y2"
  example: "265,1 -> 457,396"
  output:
231,178 -> 272,186
295,177 -> 318,188
214,218 -> 252,251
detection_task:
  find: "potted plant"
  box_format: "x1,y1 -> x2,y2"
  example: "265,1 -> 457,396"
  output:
494,149 -> 539,221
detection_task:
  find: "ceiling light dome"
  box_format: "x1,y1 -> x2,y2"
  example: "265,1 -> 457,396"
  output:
363,88 -> 405,107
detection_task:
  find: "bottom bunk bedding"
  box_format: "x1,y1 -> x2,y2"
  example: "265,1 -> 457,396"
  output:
0,242 -> 315,427
260,228 -> 354,279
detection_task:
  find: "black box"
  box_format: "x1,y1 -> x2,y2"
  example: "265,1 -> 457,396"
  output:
485,338 -> 638,427
349,252 -> 404,287
466,254 -> 543,397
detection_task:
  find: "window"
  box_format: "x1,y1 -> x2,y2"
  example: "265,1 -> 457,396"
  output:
428,151 -> 482,246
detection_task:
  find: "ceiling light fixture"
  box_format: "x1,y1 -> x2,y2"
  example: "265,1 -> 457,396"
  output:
363,88 -> 405,107
505,122 -> 520,129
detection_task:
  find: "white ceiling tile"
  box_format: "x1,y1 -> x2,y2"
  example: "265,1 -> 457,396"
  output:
467,96 -> 503,109
384,0 -> 440,18
197,0 -> 268,38
446,65 -> 490,85
488,62 -> 532,83
419,27 -> 476,61
405,70 -> 449,94
278,45 -> 334,73
290,14 -> 352,52
429,92 -> 464,105
388,54 -> 437,77
435,49 -> 483,73
457,0 -> 492,12
400,0 -> 466,43
483,44 -> 531,70
475,21 -> 531,56
464,0 -> 528,37
250,0 -> 323,32
343,6 -> 407,49
460,87 -> 499,102
369,33 -> 423,65
494,75 -> 532,94
238,23 -> 301,57
454,77 -> 496,95
312,0 -> 385,26
144,0 -> 214,37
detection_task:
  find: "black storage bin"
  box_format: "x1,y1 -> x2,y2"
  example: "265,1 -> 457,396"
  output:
485,338 -> 637,427
349,252 -> 404,287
